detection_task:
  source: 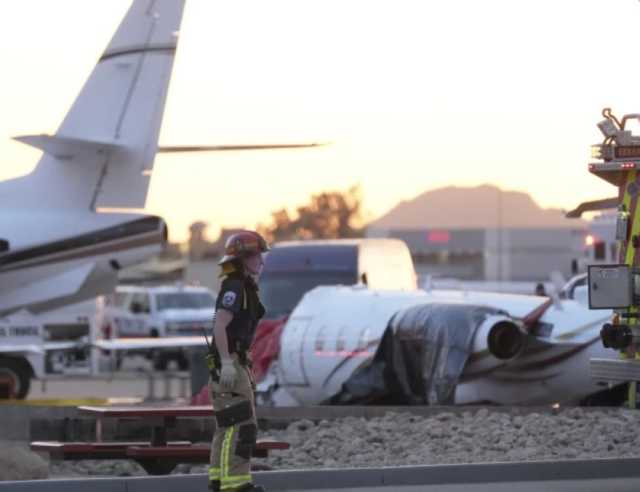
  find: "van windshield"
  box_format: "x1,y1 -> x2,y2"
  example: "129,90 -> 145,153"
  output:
155,292 -> 215,311
259,271 -> 357,319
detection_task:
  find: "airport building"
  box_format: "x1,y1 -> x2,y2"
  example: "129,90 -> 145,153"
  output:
364,185 -> 612,283
367,226 -> 589,282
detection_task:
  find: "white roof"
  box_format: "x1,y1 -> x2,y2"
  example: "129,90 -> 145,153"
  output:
115,284 -> 212,294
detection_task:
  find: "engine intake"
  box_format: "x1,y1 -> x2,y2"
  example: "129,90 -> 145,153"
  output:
487,320 -> 526,360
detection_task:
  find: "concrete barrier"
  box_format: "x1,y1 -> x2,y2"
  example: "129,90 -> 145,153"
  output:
4,458 -> 640,491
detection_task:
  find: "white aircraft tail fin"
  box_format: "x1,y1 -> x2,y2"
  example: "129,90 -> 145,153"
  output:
1,0 -> 185,210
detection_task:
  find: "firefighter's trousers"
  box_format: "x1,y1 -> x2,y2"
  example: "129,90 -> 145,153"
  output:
209,356 -> 257,491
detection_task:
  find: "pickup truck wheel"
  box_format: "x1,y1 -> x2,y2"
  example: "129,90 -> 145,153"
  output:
0,358 -> 31,399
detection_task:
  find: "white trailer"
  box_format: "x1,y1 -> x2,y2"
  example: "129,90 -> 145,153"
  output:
0,306 -> 205,400
0,300 -> 108,398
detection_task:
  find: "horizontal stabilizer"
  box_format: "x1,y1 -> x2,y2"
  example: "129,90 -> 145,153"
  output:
0,263 -> 95,315
566,197 -> 619,218
158,142 -> 327,153
13,134 -> 121,160
95,336 -> 205,351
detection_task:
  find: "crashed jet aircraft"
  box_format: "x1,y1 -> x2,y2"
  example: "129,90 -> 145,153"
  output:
260,283 -> 617,406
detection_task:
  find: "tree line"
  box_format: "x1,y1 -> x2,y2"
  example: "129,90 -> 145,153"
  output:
258,185 -> 364,241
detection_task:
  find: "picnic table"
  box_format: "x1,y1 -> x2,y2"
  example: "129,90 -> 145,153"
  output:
79,405 -> 214,444
31,405 -> 289,475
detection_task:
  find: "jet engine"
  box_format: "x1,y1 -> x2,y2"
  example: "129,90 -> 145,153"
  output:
475,315 -> 527,360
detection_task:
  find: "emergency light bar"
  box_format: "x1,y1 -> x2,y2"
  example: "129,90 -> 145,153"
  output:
591,145 -> 640,161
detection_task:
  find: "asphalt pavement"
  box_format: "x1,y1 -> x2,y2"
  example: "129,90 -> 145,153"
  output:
5,459 -> 640,492
292,479 -> 640,492
5,477 -> 640,492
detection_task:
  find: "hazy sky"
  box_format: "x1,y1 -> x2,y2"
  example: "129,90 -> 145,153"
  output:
1,0 -> 637,241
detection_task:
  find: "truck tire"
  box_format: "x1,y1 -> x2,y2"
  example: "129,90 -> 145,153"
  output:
0,358 -> 32,399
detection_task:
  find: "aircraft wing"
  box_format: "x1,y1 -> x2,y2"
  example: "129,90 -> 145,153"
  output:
0,263 -> 95,315
94,336 -> 205,351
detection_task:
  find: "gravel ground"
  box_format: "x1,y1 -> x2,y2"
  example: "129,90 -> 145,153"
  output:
0,441 -> 48,481
44,407 -> 640,479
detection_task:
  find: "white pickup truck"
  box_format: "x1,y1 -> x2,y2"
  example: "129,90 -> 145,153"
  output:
99,284 -> 216,370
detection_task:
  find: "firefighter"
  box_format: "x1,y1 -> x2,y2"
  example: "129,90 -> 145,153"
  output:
207,231 -> 268,492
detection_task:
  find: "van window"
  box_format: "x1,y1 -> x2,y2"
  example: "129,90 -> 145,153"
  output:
112,292 -> 129,307
130,293 -> 151,313
155,292 -> 215,311
260,271 -> 357,318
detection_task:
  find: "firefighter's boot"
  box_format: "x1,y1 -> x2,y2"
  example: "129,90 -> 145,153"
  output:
235,484 -> 266,492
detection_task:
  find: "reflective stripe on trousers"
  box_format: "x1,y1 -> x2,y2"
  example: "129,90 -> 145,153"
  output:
208,466 -> 220,482
210,357 -> 256,491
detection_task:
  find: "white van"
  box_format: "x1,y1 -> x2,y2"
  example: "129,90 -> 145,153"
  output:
259,239 -> 417,319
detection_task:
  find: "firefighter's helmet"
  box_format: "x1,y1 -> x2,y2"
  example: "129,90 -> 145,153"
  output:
218,231 -> 270,265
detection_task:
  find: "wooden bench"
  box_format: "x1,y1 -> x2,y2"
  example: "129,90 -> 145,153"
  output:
30,441 -> 191,460
126,440 -> 290,475
31,439 -> 290,475
32,405 -> 290,475
77,405 -> 215,444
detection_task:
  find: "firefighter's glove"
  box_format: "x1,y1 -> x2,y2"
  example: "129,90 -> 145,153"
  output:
219,359 -> 237,391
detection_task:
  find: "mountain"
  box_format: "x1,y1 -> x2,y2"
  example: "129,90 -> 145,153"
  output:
369,185 -> 584,230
